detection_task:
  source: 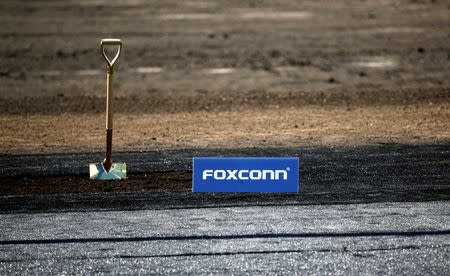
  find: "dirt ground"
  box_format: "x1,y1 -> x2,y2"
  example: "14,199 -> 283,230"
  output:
0,87 -> 449,155
1,0 -> 448,97
1,87 -> 448,195
0,0 -> 448,194
0,171 -> 192,196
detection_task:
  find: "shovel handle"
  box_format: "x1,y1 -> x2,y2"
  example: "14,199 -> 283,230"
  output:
100,39 -> 122,129
100,39 -> 122,170
100,39 -> 122,71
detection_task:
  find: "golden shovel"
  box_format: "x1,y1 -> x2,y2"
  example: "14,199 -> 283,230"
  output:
90,39 -> 126,179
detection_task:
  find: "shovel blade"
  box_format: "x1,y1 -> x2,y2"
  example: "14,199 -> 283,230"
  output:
89,162 -> 127,180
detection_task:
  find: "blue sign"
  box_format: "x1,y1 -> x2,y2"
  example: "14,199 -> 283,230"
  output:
193,157 -> 299,192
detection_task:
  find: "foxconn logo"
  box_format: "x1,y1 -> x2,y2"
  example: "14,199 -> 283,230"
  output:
193,158 -> 299,192
202,169 -> 289,181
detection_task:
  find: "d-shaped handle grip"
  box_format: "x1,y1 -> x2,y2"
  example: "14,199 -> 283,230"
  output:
100,39 -> 122,69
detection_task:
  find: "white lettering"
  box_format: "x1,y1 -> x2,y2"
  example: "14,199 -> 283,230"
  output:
202,169 -> 213,180
226,170 -> 238,180
249,170 -> 262,180
262,170 -> 274,180
214,170 -> 226,180
275,170 -> 287,180
202,169 -> 288,180
238,170 -> 249,180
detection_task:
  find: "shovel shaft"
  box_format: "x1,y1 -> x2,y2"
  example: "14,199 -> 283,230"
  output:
104,128 -> 113,172
106,70 -> 114,130
104,69 -> 114,170
100,39 -> 122,172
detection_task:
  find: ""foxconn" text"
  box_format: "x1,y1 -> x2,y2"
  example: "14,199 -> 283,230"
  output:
202,169 -> 288,180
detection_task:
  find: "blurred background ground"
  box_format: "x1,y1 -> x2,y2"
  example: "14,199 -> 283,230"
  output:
0,0 -> 448,154
1,0 -> 448,97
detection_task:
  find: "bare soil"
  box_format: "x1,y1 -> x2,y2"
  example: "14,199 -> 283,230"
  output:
0,0 -> 448,97
0,0 -> 448,195
0,88 -> 449,155
1,87 -> 448,196
1,172 -> 191,196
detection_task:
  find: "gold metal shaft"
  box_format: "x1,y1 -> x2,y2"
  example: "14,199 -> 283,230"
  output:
102,129 -> 113,172
100,39 -> 122,173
